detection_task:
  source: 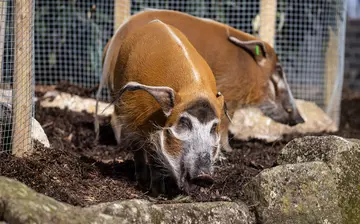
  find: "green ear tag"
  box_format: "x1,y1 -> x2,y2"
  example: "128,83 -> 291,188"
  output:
255,45 -> 260,56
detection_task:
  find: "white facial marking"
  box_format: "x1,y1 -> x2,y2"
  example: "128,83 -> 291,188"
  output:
152,20 -> 200,81
268,80 -> 276,100
171,113 -> 220,169
158,130 -> 180,183
155,112 -> 220,187
272,74 -> 286,90
272,70 -> 297,109
272,73 -> 281,83
279,71 -> 297,108
258,58 -> 266,66
277,79 -> 286,89
170,112 -> 219,142
173,113 -> 219,178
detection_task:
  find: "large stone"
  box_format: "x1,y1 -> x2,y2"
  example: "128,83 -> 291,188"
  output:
0,102 -> 50,154
86,199 -> 255,224
229,99 -> 337,142
0,176 -> 100,223
278,136 -> 360,224
31,118 -> 50,149
40,90 -> 114,116
244,161 -> 341,224
0,176 -> 254,224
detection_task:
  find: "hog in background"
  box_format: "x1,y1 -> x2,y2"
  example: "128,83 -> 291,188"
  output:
100,9 -> 304,153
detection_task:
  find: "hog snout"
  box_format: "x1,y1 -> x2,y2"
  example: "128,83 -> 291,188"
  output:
288,113 -> 305,126
190,173 -> 214,187
287,109 -> 305,126
187,151 -> 214,187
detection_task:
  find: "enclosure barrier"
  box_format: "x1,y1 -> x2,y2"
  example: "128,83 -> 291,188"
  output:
0,0 -> 34,154
33,0 -> 346,127
12,0 -> 34,156
0,0 -> 347,153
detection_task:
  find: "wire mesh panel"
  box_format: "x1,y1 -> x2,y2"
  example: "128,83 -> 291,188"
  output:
131,0 -> 259,33
34,0 -> 260,100
34,0 -> 346,124
274,1 -> 346,115
343,1 -> 360,94
0,0 -> 34,154
344,19 -> 360,91
0,0 -> 13,153
34,0 -> 125,100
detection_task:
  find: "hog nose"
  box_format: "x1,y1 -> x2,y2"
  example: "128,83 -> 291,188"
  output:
289,113 -> 305,126
191,173 -> 214,187
295,114 -> 305,124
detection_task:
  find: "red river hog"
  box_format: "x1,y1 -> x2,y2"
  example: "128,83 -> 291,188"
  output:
99,9 -> 304,153
98,20 -> 227,195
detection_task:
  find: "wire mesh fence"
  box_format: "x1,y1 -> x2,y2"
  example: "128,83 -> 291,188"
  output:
0,0 -> 34,154
274,1 -> 346,126
34,0 -> 117,99
344,18 -> 360,91
0,0 -> 12,153
0,0 -> 347,152
34,0 -> 346,113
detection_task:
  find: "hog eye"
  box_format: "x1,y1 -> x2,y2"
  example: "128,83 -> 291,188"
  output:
178,116 -> 192,130
210,122 -> 218,135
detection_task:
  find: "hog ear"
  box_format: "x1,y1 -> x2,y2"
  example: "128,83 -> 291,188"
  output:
228,36 -> 267,64
106,81 -> 175,117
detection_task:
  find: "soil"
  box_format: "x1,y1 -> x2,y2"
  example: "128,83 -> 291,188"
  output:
1,83 -> 360,207
54,81 -> 99,98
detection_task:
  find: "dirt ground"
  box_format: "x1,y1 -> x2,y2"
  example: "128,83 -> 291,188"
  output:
1,83 -> 360,207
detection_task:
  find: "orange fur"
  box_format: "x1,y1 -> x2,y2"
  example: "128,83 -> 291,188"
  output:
106,21 -> 224,156
103,9 -> 277,118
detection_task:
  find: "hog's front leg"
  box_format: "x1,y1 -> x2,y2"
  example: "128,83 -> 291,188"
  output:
148,164 -> 166,197
133,149 -> 150,190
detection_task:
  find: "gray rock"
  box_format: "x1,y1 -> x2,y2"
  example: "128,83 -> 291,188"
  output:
229,100 -> 337,143
0,176 -> 104,223
278,135 -> 360,224
86,199 -> 255,224
0,88 -> 50,154
0,102 -> 50,154
244,161 -> 341,224
0,176 -> 254,224
155,202 -> 254,223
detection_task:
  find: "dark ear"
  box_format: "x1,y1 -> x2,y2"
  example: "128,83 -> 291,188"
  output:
216,92 -> 232,123
105,81 -> 175,116
228,36 -> 267,64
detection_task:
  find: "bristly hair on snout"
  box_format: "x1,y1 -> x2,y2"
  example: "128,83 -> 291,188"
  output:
148,127 -> 180,173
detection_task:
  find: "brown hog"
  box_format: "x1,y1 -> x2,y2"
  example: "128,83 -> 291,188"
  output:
100,20 -> 226,195
100,9 -> 304,153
